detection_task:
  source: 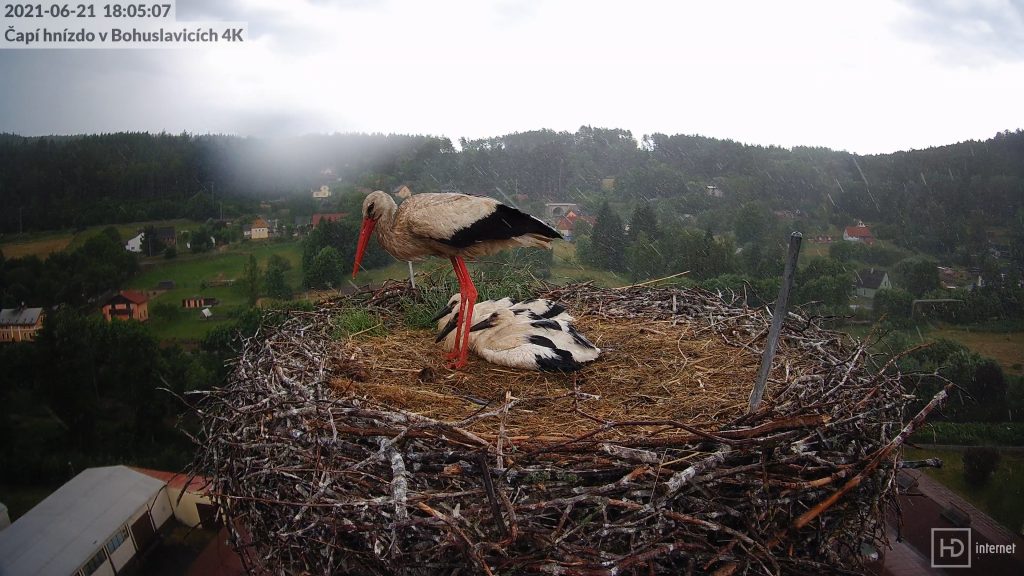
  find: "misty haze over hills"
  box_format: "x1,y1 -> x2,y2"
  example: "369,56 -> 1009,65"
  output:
0,127 -> 1021,256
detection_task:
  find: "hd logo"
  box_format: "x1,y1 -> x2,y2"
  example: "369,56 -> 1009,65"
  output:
932,528 -> 972,568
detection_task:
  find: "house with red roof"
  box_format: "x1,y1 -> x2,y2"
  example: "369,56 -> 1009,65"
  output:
554,211 -> 595,241
102,291 -> 150,322
843,222 -> 875,245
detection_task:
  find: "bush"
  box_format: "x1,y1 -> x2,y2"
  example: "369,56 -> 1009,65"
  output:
911,422 -> 1024,446
163,246 -> 177,259
151,301 -> 181,321
962,446 -> 1001,486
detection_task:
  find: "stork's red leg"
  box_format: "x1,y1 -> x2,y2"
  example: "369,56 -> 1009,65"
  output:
446,256 -> 467,361
449,256 -> 476,369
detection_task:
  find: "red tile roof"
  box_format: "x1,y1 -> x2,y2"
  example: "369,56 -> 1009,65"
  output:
312,213 -> 347,227
119,290 -> 149,304
132,467 -> 212,492
845,226 -> 874,239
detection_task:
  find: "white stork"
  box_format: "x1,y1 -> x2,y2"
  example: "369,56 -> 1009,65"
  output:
433,297 -> 600,372
353,191 -> 560,368
430,294 -> 574,336
468,308 -> 600,372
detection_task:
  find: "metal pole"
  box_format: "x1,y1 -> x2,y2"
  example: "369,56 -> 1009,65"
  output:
748,231 -> 802,413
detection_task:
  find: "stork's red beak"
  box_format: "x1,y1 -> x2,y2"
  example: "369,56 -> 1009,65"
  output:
352,218 -> 376,279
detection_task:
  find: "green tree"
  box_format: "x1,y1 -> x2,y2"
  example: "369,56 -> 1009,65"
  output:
627,202 -> 659,243
141,225 -> 165,257
734,202 -> 770,244
264,254 -> 293,300
625,232 -> 663,281
795,257 -> 853,310
585,202 -> 626,272
308,247 -> 344,289
962,447 -> 1001,486
874,288 -> 913,324
190,225 -> 213,254
241,254 -> 262,306
895,258 -> 939,297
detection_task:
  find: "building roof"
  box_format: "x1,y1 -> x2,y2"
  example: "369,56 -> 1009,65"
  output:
884,469 -> 1024,575
312,213 -> 347,227
0,307 -> 43,327
855,269 -> 888,290
0,466 -> 167,576
251,218 -> 269,229
844,225 -> 874,239
132,467 -> 212,493
154,226 -> 176,240
112,290 -> 149,305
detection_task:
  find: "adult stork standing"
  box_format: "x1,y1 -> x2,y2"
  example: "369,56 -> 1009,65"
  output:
352,190 -> 561,368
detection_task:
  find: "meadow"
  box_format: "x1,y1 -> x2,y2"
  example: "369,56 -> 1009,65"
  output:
0,219 -> 197,259
129,240 -> 304,340
903,446 -> 1024,534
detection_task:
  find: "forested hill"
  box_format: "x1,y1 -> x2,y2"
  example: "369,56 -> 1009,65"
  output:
1,128 -> 1021,255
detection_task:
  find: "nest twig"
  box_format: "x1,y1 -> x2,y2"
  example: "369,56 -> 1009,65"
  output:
188,281 -> 945,575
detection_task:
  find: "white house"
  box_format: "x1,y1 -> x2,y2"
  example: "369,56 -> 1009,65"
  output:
312,185 -> 331,199
0,466 -> 173,576
124,233 -> 144,253
854,269 -> 892,298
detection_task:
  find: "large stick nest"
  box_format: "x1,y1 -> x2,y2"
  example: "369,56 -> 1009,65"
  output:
190,281 -> 934,575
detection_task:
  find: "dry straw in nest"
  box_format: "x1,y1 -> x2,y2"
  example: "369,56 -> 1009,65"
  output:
188,281 -> 949,575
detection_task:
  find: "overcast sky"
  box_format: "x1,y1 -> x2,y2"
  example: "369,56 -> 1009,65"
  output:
1,0 -> 1022,154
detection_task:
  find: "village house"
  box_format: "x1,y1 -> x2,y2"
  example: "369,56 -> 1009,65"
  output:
545,202 -> 579,218
0,306 -> 45,343
854,269 -> 892,298
124,232 -> 144,253
250,218 -> 270,240
843,222 -> 875,245
312,185 -> 331,199
0,465 -> 220,576
102,291 -> 149,322
154,226 -> 176,247
554,211 -> 596,241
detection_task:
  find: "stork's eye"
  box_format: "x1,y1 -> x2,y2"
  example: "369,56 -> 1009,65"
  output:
366,203 -> 376,219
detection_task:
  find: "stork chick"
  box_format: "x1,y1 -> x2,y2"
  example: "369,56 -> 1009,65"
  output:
468,309 -> 600,372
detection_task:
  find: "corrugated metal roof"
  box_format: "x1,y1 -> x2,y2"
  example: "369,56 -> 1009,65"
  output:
0,308 -> 43,327
0,466 -> 166,576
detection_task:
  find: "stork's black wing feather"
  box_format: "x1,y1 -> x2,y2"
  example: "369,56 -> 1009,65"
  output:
441,204 -> 561,249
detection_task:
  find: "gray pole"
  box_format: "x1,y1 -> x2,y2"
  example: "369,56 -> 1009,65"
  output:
407,261 -> 416,289
748,231 -> 802,413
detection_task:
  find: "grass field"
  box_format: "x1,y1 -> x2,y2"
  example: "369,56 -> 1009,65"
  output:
0,232 -> 74,259
928,326 -> 1024,376
0,219 -> 198,259
904,446 -> 1024,534
129,240 -> 304,340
